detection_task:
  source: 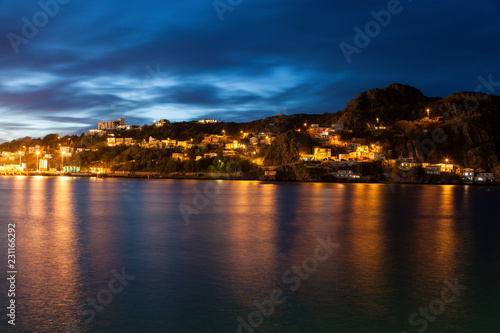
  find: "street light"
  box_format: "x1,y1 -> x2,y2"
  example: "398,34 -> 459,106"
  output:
426,108 -> 430,119
36,151 -> 40,172
61,151 -> 65,172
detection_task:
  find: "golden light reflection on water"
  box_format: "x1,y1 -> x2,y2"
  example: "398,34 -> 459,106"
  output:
0,177 -> 489,332
408,185 -> 459,284
16,177 -> 84,332
341,184 -> 388,315
218,182 -> 280,304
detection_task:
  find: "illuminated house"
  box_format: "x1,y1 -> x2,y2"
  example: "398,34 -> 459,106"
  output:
39,159 -> 48,171
90,166 -> 112,174
60,146 -> 74,157
425,165 -> 441,175
314,147 -> 332,160
162,139 -> 177,147
0,164 -> 27,172
225,141 -> 246,149
344,142 -> 360,153
339,154 -> 351,161
438,163 -> 454,173
116,125 -> 142,131
107,137 -> 116,146
336,170 -> 360,180
307,124 -> 331,137
172,153 -> 187,161
463,168 -> 474,181
475,172 -> 493,183
156,119 -> 170,127
63,166 -> 80,173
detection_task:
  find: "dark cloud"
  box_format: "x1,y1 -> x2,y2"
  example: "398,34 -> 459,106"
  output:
0,0 -> 499,140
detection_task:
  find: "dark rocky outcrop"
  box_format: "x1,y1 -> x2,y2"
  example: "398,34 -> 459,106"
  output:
264,131 -> 312,181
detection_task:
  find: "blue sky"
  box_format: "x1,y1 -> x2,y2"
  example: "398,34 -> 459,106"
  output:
1,0 -> 499,141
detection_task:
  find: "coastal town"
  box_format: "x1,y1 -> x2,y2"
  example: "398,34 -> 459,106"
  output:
1,114 -> 498,185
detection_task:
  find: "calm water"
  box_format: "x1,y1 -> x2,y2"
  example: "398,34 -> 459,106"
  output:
0,176 -> 499,333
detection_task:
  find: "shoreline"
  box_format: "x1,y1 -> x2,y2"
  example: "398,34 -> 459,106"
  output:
1,172 -> 498,186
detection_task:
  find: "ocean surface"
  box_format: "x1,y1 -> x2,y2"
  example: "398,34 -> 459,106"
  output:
0,176 -> 499,333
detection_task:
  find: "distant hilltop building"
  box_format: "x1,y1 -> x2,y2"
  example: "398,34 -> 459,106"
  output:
198,119 -> 218,124
98,118 -> 125,130
88,118 -> 141,135
156,119 -> 170,127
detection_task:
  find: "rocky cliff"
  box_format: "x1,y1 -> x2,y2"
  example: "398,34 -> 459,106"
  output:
263,131 -> 312,181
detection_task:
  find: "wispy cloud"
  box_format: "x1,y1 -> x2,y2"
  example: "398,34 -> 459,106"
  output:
0,0 -> 499,140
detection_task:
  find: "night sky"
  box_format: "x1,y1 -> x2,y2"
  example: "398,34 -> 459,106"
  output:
1,0 -> 499,141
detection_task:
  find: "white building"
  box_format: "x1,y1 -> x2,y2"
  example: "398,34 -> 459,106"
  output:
98,118 -> 125,130
463,168 -> 474,181
475,172 -> 494,183
336,170 -> 360,180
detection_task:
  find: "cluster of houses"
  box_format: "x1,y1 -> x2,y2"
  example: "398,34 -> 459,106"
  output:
388,158 -> 497,184
1,116 -> 499,183
0,143 -> 94,173
304,120 -> 387,138
305,121 -> 348,137
89,117 -> 218,136
106,130 -> 278,159
299,141 -> 385,163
